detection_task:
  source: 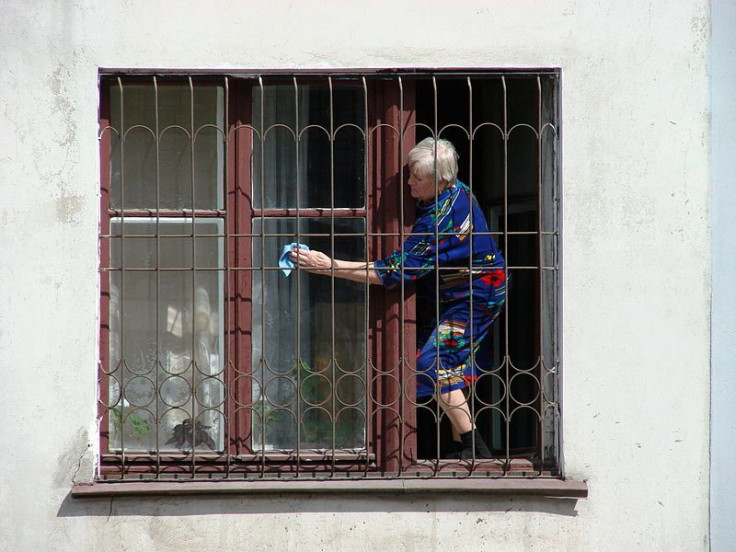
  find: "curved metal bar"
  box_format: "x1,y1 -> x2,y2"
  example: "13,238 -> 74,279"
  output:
155,124 -> 191,140
402,121 -> 434,140
262,122 -> 297,140
507,122 -> 540,139
471,121 -> 504,139
368,122 -> 401,140
507,403 -> 544,422
333,122 -> 366,139
540,122 -> 558,138
98,125 -> 120,140
121,124 -> 157,141
507,373 -> 542,407
192,123 -> 227,142
228,123 -> 262,141
297,123 -> 331,140
436,122 -> 471,139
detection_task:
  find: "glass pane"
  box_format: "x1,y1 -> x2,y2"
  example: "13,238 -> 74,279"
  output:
252,83 -> 365,209
109,83 -> 225,210
108,217 -> 224,452
251,217 -> 367,450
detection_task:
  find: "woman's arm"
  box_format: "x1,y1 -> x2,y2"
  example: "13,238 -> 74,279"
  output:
289,248 -> 382,286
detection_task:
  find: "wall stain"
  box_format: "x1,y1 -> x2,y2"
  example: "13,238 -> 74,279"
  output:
56,192 -> 84,224
49,64 -> 77,148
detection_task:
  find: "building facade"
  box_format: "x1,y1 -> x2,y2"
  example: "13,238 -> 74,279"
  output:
0,1 -> 731,550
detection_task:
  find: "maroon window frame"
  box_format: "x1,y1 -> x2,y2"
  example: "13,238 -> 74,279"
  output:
97,70 -> 561,481
98,75 -> 419,479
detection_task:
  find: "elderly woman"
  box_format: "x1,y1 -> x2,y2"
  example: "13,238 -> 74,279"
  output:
291,137 -> 506,459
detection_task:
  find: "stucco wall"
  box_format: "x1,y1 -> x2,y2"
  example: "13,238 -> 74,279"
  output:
0,1 -> 710,551
710,0 -> 736,549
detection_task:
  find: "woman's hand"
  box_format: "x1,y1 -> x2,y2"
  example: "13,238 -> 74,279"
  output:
289,248 -> 333,272
288,248 -> 381,285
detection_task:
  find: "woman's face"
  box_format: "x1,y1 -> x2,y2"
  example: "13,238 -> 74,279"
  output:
408,168 -> 445,202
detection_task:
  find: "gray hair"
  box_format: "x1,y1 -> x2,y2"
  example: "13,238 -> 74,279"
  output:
408,137 -> 459,184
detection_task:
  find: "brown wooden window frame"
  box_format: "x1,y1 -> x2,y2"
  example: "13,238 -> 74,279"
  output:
97,69 -> 562,483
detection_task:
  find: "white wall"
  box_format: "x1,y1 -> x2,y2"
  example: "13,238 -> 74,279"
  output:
710,0 -> 736,548
0,1 -> 711,550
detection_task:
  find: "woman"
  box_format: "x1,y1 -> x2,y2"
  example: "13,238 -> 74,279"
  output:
290,137 -> 506,459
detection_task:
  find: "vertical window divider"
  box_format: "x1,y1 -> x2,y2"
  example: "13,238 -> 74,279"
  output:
97,78 -> 113,478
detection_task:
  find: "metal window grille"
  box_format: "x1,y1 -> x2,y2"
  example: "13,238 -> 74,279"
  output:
98,70 -> 560,481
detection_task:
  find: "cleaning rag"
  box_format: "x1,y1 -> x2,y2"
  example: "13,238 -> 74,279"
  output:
279,243 -> 310,276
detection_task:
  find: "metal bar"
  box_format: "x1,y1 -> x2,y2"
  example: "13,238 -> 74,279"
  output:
328,76 -> 337,475
104,229 -> 550,239
502,75 -> 511,471
189,75 -> 197,478
361,76 -> 371,478
100,68 -> 562,78
467,75 -> 477,466
397,75 -> 406,475
293,76 -> 302,475
258,76 -> 267,477
102,264 -> 553,273
117,76 -> 127,477
224,75 -> 232,477
153,75 -> 162,479
432,75 -> 441,472
536,75 -> 545,474
108,210 -> 227,217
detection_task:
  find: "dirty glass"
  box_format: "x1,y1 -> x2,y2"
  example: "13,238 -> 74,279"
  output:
107,218 -> 224,452
251,217 -> 367,451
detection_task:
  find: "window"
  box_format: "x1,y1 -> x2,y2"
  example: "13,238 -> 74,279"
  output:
98,70 -> 560,481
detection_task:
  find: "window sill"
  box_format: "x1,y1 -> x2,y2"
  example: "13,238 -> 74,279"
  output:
72,478 -> 587,499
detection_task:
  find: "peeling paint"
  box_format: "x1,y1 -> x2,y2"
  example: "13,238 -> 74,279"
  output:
49,65 -> 77,149
56,192 -> 84,224
52,427 -> 92,488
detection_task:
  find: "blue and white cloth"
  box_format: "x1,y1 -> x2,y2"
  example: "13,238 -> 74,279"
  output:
279,243 -> 310,276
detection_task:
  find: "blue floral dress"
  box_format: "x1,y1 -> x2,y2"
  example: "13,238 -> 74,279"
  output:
374,181 -> 506,398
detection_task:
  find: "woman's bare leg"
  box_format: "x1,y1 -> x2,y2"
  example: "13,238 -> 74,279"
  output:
439,388 -> 474,437
439,387 -> 492,458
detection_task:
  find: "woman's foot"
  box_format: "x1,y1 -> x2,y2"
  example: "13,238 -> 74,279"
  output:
457,428 -> 492,459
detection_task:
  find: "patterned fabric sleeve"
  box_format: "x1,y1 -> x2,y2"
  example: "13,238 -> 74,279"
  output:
373,221 -> 437,288
373,183 -> 498,290
374,185 -> 468,289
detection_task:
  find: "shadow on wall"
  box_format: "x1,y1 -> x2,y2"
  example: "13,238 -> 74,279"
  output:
57,492 -> 580,518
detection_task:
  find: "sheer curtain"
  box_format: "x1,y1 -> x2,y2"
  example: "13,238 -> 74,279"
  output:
251,83 -> 367,451
108,83 -> 225,452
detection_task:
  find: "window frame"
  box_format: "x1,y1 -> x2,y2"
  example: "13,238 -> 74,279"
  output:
97,69 -> 563,482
